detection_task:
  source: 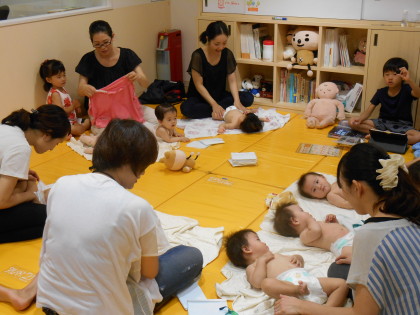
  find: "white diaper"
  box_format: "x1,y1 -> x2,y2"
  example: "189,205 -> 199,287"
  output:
223,105 -> 241,119
277,268 -> 327,304
330,232 -> 354,257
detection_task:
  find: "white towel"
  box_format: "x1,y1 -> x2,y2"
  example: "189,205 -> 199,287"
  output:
177,108 -> 290,139
217,174 -> 366,313
155,211 -> 223,267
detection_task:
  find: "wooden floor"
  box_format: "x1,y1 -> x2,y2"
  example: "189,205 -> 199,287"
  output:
0,110 -> 415,315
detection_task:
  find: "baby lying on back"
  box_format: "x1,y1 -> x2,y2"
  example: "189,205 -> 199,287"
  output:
274,202 -> 361,264
217,106 -> 268,134
297,172 -> 353,209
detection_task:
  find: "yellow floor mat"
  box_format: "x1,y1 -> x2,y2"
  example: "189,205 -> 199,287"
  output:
0,112 -> 415,314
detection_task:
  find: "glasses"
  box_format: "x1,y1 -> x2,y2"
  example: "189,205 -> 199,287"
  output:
92,40 -> 112,49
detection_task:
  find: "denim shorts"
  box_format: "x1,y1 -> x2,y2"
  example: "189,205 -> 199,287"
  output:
372,118 -> 413,133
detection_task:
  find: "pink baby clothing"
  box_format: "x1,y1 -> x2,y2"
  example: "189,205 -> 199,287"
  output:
88,76 -> 144,128
47,88 -> 77,125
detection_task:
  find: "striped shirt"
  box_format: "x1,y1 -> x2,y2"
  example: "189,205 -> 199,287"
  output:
347,219 -> 420,315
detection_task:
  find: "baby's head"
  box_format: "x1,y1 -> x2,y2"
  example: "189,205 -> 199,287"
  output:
225,229 -> 269,268
273,202 -> 313,237
39,59 -> 66,92
240,113 -> 263,133
297,172 -> 331,199
155,103 -> 177,130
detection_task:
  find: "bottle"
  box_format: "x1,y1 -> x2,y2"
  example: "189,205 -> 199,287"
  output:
262,40 -> 274,62
401,10 -> 408,27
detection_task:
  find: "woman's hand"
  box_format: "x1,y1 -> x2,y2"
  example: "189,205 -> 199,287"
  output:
289,255 -> 304,268
211,104 -> 225,120
80,84 -> 97,98
274,295 -> 303,315
125,71 -> 138,82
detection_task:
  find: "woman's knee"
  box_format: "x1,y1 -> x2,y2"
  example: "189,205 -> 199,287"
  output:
239,91 -> 254,107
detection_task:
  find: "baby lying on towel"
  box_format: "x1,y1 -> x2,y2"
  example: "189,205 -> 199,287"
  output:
224,229 -> 348,305
273,202 -> 362,264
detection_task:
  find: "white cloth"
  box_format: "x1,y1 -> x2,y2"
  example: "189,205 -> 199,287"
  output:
0,125 -> 31,179
177,108 -> 290,139
217,174 -> 367,314
37,173 -> 168,315
67,136 -> 179,162
277,268 -> 327,304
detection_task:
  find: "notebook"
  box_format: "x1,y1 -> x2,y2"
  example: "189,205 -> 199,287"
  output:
369,129 -> 408,154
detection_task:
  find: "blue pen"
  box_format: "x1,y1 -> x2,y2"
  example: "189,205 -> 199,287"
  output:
272,16 -> 287,20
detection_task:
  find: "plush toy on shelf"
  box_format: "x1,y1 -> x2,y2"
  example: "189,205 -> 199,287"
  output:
251,74 -> 263,97
283,27 -> 296,60
241,78 -> 253,92
159,150 -> 199,173
304,81 -> 346,129
287,26 -> 319,77
353,37 -> 367,66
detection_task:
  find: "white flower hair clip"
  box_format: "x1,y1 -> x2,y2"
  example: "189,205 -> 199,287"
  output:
376,154 -> 407,190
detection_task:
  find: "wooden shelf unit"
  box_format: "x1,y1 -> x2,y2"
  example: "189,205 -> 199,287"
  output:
197,13 -> 420,124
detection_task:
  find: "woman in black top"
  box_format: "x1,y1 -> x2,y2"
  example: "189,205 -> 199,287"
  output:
181,21 -> 254,119
76,20 -> 149,110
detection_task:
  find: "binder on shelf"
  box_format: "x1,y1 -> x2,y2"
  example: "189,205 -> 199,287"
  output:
344,83 -> 363,113
252,24 -> 262,60
240,24 -> 250,59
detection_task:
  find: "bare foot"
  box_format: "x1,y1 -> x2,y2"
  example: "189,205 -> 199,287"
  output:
0,286 -> 35,311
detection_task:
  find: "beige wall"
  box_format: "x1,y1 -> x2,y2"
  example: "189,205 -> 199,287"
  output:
170,0 -> 201,83
0,1 -> 171,119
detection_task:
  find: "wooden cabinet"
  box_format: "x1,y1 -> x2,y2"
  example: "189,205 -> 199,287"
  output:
198,14 -> 420,124
365,29 -> 420,125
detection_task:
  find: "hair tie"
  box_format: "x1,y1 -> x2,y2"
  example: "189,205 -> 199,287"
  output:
31,108 -> 39,114
376,154 -> 407,190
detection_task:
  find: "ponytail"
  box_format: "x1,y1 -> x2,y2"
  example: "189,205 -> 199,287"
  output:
2,105 -> 70,138
200,21 -> 229,44
199,31 -> 207,44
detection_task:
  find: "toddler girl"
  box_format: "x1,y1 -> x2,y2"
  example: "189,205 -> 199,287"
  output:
297,172 -> 352,209
217,106 -> 268,134
155,103 -> 190,143
40,59 -> 90,136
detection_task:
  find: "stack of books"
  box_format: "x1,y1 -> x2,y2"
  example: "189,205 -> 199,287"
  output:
228,152 -> 257,167
279,69 -> 316,103
240,23 -> 270,60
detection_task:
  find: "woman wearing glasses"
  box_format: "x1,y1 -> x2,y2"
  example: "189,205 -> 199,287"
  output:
76,20 -> 149,111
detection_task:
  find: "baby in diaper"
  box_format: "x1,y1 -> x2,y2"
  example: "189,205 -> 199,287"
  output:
274,203 -> 363,264
217,106 -> 268,134
224,229 -> 348,306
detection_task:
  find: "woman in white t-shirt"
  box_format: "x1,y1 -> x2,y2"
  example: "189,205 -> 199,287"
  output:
0,105 -> 70,244
33,119 -> 202,315
274,143 -> 420,315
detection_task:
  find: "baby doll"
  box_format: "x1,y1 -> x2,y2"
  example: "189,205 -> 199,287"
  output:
217,106 -> 269,134
297,172 -> 352,209
155,103 -> 189,143
225,229 -> 348,304
304,82 -> 345,129
274,203 -> 362,264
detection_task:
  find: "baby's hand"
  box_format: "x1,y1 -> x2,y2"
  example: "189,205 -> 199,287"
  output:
289,255 -> 304,268
180,137 -> 190,142
261,117 -> 270,122
218,125 -> 226,134
335,254 -> 351,265
297,281 -> 309,297
325,214 -> 338,223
